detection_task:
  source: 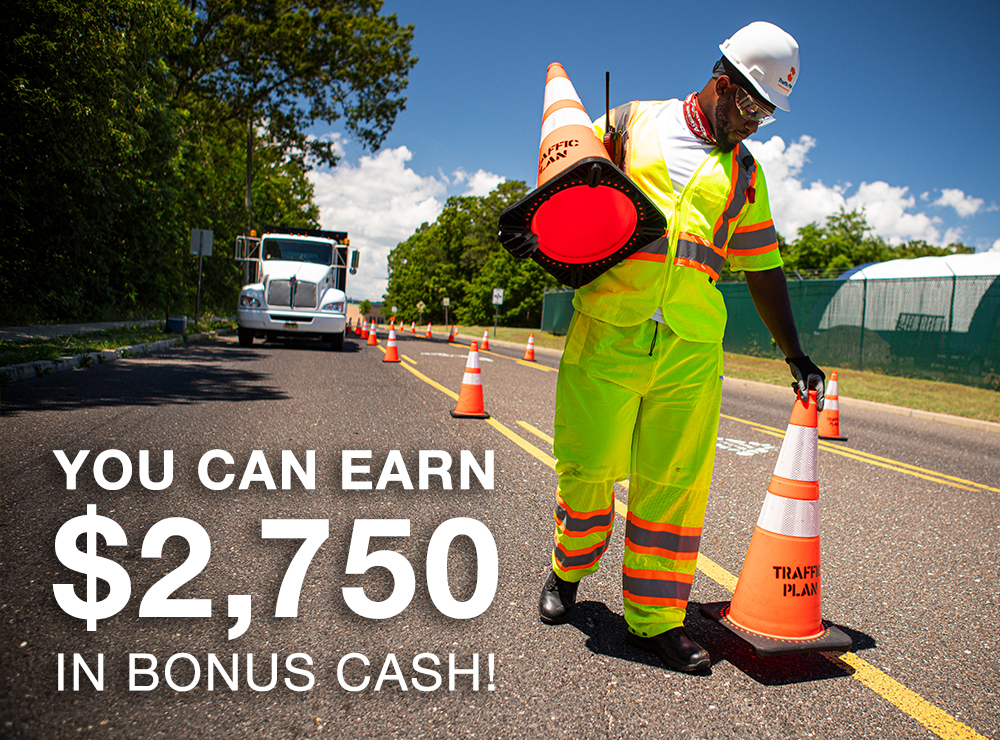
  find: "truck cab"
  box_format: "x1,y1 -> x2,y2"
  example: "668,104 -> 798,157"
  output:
235,226 -> 358,351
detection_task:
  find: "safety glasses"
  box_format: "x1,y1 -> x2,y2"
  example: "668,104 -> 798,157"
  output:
734,86 -> 775,126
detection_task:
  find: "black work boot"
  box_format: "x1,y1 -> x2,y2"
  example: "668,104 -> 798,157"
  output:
538,570 -> 579,624
626,627 -> 711,673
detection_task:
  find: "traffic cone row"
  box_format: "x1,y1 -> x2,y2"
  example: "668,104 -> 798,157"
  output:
700,390 -> 852,657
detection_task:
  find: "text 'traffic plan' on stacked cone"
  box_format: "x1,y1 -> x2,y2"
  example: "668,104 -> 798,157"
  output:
497,62 -> 666,288
451,342 -> 489,419
700,391 -> 852,657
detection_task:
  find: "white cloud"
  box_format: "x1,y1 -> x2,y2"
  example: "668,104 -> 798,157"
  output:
452,168 -> 506,197
308,146 -> 448,301
992,238 -> 1000,252
745,134 -> 985,247
932,188 -> 984,218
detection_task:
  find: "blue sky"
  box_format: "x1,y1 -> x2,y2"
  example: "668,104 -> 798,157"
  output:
308,0 -> 1000,301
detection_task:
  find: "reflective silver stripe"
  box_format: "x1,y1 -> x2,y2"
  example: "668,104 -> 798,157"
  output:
729,224 -> 778,253
554,538 -> 610,569
712,147 -> 753,252
773,425 -> 818,481
676,238 -> 725,277
622,573 -> 692,602
625,520 -> 701,556
555,504 -> 614,534
540,107 -> 591,141
632,235 -> 671,256
756,492 -> 820,537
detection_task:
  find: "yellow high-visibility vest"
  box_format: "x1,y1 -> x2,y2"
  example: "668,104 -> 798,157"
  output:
576,100 -> 782,343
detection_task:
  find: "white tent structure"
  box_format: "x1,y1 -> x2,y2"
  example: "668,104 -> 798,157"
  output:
820,252 -> 1000,334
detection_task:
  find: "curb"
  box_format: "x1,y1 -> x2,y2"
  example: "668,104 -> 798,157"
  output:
0,328 -> 236,385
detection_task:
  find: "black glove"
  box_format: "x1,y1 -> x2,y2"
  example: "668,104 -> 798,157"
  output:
785,355 -> 826,411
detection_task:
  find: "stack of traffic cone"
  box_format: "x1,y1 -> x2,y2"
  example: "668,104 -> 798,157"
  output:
818,372 -> 847,441
448,325 -> 457,342
367,325 -> 378,346
411,321 -> 416,334
450,342 -> 490,419
383,328 -> 400,362
360,320 -> 369,340
523,333 -> 536,361
425,323 -> 433,339
700,391 -> 851,657
481,330 -> 490,351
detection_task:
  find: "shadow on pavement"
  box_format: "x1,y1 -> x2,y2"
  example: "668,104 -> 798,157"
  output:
562,600 -> 872,685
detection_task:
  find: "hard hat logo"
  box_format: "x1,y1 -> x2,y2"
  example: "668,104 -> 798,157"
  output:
788,67 -> 796,82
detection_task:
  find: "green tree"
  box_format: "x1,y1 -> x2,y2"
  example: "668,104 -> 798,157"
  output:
358,299 -> 372,316
1,0 -> 188,321
384,181 -> 560,326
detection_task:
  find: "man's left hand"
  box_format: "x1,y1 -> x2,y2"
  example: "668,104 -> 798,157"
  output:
785,355 -> 826,410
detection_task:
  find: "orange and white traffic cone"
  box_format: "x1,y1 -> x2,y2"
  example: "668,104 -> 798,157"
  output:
383,328 -> 400,362
700,391 -> 852,657
411,321 -> 416,334
481,330 -> 490,351
448,325 -> 457,342
346,317 -> 353,333
523,333 -> 536,361
818,371 -> 847,441
450,341 -> 489,419
425,322 -> 433,339
360,320 -> 369,340
367,325 -> 378,346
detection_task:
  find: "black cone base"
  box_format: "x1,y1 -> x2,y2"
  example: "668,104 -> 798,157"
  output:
699,602 -> 853,658
497,158 -> 666,289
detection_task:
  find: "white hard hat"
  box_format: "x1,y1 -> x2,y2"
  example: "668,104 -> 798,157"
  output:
720,21 -> 799,112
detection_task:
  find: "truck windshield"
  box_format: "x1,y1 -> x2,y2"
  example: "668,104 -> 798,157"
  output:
262,238 -> 332,265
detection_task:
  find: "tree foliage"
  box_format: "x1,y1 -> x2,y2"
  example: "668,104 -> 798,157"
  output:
384,181 -> 561,327
0,0 -> 415,323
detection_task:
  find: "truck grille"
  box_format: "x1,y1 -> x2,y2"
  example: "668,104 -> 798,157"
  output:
267,280 -> 317,308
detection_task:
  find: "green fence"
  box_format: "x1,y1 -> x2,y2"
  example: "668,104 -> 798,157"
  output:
541,276 -> 1000,388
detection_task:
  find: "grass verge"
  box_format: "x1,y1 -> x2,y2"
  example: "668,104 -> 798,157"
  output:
0,317 -> 236,368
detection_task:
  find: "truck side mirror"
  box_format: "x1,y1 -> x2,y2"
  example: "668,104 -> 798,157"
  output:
349,250 -> 360,275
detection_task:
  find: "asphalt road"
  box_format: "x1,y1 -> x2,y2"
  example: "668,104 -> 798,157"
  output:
1,331 -> 997,740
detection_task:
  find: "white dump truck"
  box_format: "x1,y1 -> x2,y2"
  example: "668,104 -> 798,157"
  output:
235,226 -> 359,351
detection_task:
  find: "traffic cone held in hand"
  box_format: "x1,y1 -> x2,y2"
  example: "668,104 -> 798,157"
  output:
496,63 -> 667,288
523,333 -> 536,361
700,391 -> 852,657
383,328 -> 401,362
481,330 -> 490,351
818,371 -> 847,441
451,341 -> 489,419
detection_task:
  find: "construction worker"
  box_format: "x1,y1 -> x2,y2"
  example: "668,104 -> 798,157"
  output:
537,21 -> 826,673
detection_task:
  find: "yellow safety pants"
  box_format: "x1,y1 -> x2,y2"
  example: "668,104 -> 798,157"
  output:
550,313 -> 722,637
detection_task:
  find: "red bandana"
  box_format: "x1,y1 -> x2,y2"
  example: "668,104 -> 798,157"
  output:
683,92 -> 715,145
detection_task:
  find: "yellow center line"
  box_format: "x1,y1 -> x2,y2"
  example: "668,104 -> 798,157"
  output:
517,421 -> 554,445
392,359 -> 985,740
721,413 -> 996,493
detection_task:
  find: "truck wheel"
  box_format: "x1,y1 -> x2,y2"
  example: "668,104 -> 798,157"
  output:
238,328 -> 254,347
330,330 -> 345,352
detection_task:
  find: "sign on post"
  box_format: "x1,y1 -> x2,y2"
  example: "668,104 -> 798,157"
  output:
191,229 -> 214,323
492,288 -> 504,337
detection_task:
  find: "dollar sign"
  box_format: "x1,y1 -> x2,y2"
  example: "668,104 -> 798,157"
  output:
53,504 -> 132,631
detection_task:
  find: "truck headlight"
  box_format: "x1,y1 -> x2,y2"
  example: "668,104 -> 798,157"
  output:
321,300 -> 346,313
240,294 -> 261,307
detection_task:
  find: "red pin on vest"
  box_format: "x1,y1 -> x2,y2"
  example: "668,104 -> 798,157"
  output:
497,64 -> 666,288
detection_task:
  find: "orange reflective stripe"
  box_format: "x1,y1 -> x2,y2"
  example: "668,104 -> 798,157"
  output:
542,97 -> 589,122
554,493 -> 614,536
